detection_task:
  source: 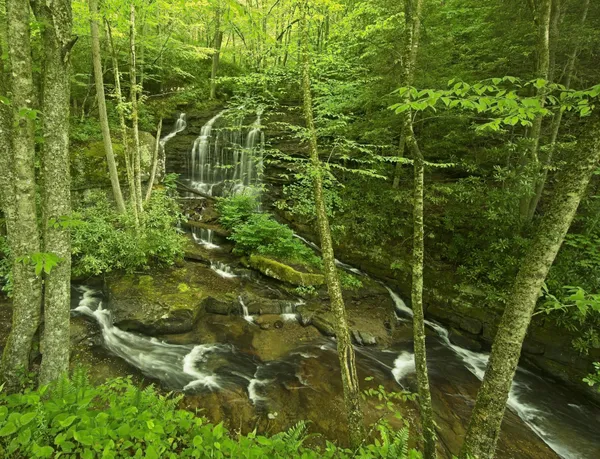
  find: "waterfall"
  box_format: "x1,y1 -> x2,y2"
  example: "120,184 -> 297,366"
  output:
160,113 -> 187,147
191,227 -> 219,250
238,296 -> 254,323
188,110 -> 264,196
210,261 -> 236,278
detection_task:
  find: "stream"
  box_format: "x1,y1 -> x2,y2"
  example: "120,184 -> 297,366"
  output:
71,111 -> 600,458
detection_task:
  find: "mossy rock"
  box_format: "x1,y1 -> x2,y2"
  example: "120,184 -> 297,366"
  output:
245,255 -> 324,287
106,270 -> 204,334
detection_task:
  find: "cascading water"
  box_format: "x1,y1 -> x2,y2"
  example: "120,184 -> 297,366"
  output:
210,261 -> 237,278
161,113 -> 187,147
296,237 -> 600,458
191,227 -> 219,250
385,282 -> 600,459
188,110 -> 265,196
238,296 -> 254,323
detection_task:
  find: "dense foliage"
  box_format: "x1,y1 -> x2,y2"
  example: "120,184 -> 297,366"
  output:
71,190 -> 184,276
0,371 -> 421,459
217,193 -> 321,266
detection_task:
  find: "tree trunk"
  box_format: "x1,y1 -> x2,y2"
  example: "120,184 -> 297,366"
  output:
209,10 -> 223,100
31,0 -> 74,386
527,0 -> 589,219
88,0 -> 126,214
460,116 -> 600,459
405,116 -> 437,458
145,118 -> 163,203
392,0 -> 423,189
519,0 -> 551,221
0,0 -> 43,390
105,19 -> 138,225
130,3 -> 144,218
299,1 -> 364,448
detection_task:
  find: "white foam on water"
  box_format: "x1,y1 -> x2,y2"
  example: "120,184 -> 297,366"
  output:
391,351 -> 416,383
385,286 -> 414,318
182,345 -> 221,390
238,296 -> 254,323
211,261 -> 237,278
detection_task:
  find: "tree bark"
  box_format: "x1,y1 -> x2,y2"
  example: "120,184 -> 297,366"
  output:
299,1 -> 364,448
405,116 -> 437,458
89,0 -> 126,213
209,9 -> 223,100
519,0 -> 551,221
0,0 -> 43,390
145,118 -> 163,203
392,0 -> 423,189
105,19 -> 138,225
527,0 -> 589,219
460,116 -> 600,459
31,0 -> 74,386
129,2 -> 144,218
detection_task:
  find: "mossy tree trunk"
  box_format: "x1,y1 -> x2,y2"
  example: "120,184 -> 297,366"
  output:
145,118 -> 163,203
89,0 -> 126,214
299,1 -> 365,448
0,0 -> 43,390
392,0 -> 423,189
31,0 -> 74,385
130,2 -> 144,218
405,117 -> 437,458
519,0 -> 551,221
209,7 -> 223,100
460,116 -> 600,459
105,19 -> 139,226
527,0 -> 589,219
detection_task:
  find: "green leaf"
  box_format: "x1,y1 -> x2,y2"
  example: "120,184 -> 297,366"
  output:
19,412 -> 36,426
0,422 -> 17,436
59,415 -> 77,428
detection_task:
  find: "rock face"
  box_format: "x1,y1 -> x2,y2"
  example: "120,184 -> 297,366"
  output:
202,297 -> 235,315
106,271 -> 206,334
245,255 -> 324,286
71,131 -> 156,189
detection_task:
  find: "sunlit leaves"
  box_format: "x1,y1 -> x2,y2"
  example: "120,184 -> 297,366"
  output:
390,77 -> 599,132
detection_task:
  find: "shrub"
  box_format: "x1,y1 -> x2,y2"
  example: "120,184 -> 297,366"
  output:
215,193 -> 259,230
0,371 -> 421,459
71,190 -> 184,276
217,194 -> 321,267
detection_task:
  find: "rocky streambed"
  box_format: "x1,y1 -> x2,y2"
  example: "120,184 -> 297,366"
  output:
44,221 -> 595,459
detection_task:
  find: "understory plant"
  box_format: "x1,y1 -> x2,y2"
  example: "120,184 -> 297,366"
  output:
71,190 -> 184,276
0,370 -> 422,459
217,193 -> 321,267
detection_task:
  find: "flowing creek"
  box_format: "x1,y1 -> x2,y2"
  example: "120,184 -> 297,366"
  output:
71,111 -> 600,458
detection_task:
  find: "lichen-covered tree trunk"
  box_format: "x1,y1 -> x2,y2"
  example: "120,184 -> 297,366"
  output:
105,19 -> 138,226
209,9 -> 223,100
460,116 -> 600,459
145,118 -> 163,203
405,118 -> 437,458
299,2 -> 364,448
89,0 -> 126,214
130,3 -> 144,218
0,0 -> 42,390
519,0 -> 551,221
31,0 -> 74,386
392,0 -> 423,189
527,0 -> 589,219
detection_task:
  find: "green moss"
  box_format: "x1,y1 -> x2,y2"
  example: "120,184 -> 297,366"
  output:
178,282 -> 190,292
246,255 -> 324,287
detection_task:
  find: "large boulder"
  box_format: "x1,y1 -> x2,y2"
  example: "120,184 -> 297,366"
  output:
245,255 -> 324,287
105,270 -> 204,334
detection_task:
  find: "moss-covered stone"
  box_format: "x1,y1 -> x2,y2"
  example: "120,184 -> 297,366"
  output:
106,269 -> 205,334
246,255 -> 324,287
